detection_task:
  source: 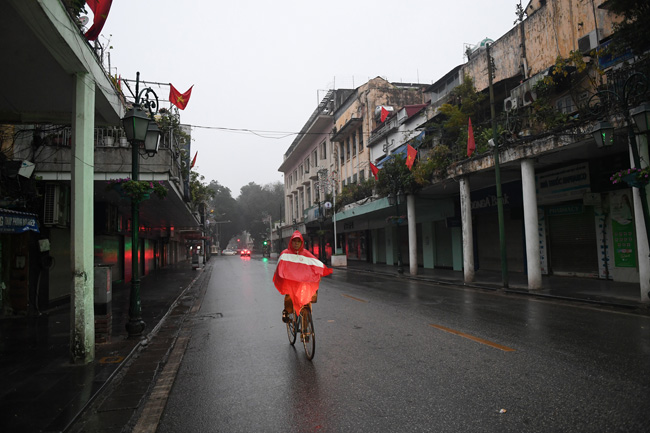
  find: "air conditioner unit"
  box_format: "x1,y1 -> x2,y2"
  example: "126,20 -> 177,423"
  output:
504,96 -> 519,112
43,184 -> 70,226
578,29 -> 602,54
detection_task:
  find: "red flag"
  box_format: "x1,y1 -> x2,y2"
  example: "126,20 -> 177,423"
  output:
84,0 -> 113,41
380,106 -> 390,122
406,144 -> 417,170
467,117 -> 476,157
190,151 -> 198,169
370,162 -> 379,180
169,84 -> 194,110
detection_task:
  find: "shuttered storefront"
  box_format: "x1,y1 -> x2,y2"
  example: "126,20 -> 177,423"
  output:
475,211 -> 525,272
547,204 -> 598,275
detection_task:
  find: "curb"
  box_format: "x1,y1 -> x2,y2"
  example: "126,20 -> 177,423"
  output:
339,265 -> 649,315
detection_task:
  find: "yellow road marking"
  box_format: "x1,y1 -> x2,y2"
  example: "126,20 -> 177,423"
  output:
342,294 -> 367,303
430,324 -> 515,352
99,356 -> 125,364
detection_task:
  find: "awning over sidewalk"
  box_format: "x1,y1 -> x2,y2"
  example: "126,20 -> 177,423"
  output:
0,208 -> 40,234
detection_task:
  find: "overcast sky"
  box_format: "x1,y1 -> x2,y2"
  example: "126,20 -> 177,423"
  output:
99,1 -> 520,197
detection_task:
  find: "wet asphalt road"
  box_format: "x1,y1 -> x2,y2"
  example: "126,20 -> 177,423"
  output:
155,256 -> 650,432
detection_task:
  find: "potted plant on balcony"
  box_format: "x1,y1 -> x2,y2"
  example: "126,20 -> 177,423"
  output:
610,167 -> 650,188
107,178 -> 168,202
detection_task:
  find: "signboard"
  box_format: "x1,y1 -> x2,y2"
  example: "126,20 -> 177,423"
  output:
536,163 -> 591,204
610,190 -> 636,267
0,209 -> 40,234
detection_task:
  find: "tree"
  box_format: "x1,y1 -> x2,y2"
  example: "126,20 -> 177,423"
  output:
189,171 -> 215,212
207,180 -> 239,249
375,154 -> 419,198
606,0 -> 650,56
236,181 -> 284,248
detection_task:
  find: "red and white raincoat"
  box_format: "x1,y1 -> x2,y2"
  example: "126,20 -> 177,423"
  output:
273,231 -> 333,314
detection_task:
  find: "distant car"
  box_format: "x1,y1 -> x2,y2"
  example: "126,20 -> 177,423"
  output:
222,249 -> 236,256
240,248 -> 251,257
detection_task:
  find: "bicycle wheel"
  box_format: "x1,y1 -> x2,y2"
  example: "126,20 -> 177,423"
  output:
301,308 -> 315,360
286,311 -> 297,345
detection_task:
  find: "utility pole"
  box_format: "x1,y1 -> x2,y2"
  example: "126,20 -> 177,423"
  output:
487,42 -> 509,289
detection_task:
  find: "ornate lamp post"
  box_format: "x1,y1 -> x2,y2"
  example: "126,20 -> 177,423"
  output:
122,72 -> 161,337
387,188 -> 405,274
589,72 -> 650,250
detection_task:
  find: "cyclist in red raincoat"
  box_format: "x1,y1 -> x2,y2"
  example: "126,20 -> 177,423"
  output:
273,230 -> 332,322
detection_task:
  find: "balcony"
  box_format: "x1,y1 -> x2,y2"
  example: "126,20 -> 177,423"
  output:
11,124 -> 198,231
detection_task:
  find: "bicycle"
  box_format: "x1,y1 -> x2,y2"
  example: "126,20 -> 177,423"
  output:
286,304 -> 315,360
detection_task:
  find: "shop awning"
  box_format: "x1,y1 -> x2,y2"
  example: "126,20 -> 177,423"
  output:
0,208 -> 40,234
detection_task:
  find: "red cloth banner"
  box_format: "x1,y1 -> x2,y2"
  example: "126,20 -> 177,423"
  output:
370,162 -> 379,180
190,151 -> 197,169
406,144 -> 417,170
380,106 -> 390,122
169,84 -> 194,110
467,117 -> 476,157
84,0 -> 113,41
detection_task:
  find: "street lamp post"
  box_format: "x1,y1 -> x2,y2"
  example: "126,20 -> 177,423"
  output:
122,72 -> 161,337
589,72 -> 650,250
388,189 -> 405,274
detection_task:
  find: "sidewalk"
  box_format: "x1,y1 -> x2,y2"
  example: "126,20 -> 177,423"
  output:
341,259 -> 650,311
0,259 -> 202,433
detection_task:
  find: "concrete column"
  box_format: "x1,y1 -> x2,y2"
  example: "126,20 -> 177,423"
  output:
70,73 -> 95,363
459,176 -> 474,282
631,136 -> 650,302
407,194 -> 417,275
521,159 -> 542,290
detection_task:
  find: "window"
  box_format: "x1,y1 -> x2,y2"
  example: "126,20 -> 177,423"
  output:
346,139 -> 351,159
358,129 -> 364,151
306,186 -> 311,206
312,150 -> 317,166
299,165 -> 303,178
353,173 -> 357,184
352,134 -> 357,157
360,170 -> 365,182
340,143 -> 345,165
321,141 -> 327,159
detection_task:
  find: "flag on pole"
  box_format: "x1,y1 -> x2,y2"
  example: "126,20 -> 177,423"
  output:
190,151 -> 197,169
370,162 -> 379,180
169,84 -> 194,110
84,0 -> 113,41
380,106 -> 390,122
467,117 -> 476,157
406,144 -> 417,170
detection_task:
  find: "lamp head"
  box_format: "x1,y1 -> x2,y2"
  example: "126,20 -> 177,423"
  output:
122,105 -> 150,143
631,102 -> 650,134
144,120 -> 161,156
592,120 -> 614,148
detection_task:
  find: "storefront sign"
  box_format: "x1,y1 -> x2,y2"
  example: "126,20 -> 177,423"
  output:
0,209 -> 40,234
536,163 -> 591,204
610,190 -> 636,267
470,181 -> 522,214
